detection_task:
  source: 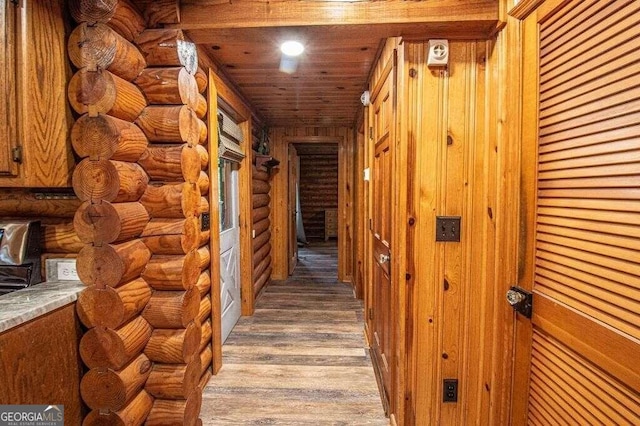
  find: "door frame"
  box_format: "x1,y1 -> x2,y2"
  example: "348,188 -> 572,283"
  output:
287,145 -> 299,275
207,69 -> 255,373
274,136 -> 349,280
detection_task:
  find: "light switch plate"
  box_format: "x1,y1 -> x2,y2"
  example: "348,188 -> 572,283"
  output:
363,168 -> 370,181
57,261 -> 79,281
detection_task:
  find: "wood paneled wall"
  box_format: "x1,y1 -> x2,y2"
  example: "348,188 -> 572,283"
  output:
269,127 -> 354,282
298,150 -> 338,240
355,34 -> 520,424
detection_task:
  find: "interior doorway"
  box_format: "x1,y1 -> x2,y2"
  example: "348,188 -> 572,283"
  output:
288,142 -> 339,275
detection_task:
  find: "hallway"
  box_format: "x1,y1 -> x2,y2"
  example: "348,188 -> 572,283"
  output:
201,243 -> 388,425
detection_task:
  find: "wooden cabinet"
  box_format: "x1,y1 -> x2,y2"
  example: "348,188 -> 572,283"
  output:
0,0 -> 74,187
324,208 -> 338,241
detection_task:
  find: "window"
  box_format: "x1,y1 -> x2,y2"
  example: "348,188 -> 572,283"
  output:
218,158 -> 235,231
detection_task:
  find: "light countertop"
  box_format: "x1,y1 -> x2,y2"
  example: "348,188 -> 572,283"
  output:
0,280 -> 85,333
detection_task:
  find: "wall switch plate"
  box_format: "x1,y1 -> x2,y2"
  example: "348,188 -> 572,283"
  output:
436,216 -> 461,242
443,379 -> 458,402
363,168 -> 370,181
57,261 -> 79,281
252,229 -> 256,238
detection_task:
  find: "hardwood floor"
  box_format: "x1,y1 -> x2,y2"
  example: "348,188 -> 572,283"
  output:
201,242 -> 389,425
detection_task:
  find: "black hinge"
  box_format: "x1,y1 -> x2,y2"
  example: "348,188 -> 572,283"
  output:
12,146 -> 22,164
369,126 -> 373,140
10,0 -> 19,5
368,308 -> 373,320
506,286 -> 533,319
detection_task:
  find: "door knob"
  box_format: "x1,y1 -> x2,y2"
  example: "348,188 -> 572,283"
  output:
505,286 -> 533,319
379,253 -> 390,264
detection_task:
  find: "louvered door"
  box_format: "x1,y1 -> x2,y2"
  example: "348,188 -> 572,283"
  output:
515,0 -> 640,423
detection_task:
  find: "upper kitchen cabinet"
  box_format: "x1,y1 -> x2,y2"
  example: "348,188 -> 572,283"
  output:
0,0 -> 74,187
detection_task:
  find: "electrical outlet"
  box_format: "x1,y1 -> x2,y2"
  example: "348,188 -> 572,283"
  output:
57,261 -> 79,281
443,379 -> 458,402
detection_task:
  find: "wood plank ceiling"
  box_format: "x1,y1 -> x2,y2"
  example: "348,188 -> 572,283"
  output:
177,0 -> 499,127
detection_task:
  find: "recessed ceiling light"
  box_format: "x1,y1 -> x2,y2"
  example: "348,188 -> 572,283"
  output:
281,40 -> 304,57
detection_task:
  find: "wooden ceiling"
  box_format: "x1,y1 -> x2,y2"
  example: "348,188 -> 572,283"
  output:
176,0 -> 499,127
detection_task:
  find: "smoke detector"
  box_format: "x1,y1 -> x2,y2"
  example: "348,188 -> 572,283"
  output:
427,39 -> 449,66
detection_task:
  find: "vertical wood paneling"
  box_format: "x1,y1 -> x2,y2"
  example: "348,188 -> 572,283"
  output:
407,38 -> 517,425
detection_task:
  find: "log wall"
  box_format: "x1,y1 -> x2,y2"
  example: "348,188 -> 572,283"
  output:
67,2 -> 209,424
251,154 -> 272,298
298,151 -> 339,240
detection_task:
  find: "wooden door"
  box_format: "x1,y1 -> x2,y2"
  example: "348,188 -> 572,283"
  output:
370,57 -> 394,413
219,159 -> 241,342
513,1 -> 640,423
288,146 -> 299,275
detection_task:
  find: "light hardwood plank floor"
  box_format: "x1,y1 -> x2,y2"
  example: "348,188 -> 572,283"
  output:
201,242 -> 389,425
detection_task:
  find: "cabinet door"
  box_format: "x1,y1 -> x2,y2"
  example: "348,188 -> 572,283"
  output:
0,0 -> 18,177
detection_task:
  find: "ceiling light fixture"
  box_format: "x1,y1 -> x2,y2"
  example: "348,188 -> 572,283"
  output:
280,40 -> 304,57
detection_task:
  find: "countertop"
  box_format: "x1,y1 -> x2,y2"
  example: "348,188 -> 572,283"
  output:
0,280 -> 85,333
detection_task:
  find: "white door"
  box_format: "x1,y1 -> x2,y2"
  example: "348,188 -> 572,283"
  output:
218,159 -> 241,343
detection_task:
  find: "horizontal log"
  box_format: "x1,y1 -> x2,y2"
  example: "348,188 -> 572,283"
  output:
80,353 -> 152,412
135,105 -> 200,146
82,389 -> 153,426
142,251 -> 200,290
77,278 -> 152,329
142,288 -> 200,328
138,144 -> 200,183
197,171 -> 210,195
42,222 -> 83,253
200,320 -> 212,353
196,145 -> 208,169
68,22 -> 146,81
138,0 -> 180,27
77,239 -> 151,288
74,201 -> 149,245
199,369 -> 211,393
199,345 -> 212,376
73,159 -> 149,203
71,114 -> 148,162
252,166 -> 269,182
140,217 -> 200,255
198,229 -> 210,249
68,0 -> 145,42
145,321 -> 201,364
146,390 -> 201,426
135,29 -> 197,74
253,266 -> 272,297
195,93 -> 207,119
197,119 -> 207,145
194,67 -> 207,93
252,206 -> 270,224
197,246 -> 210,270
252,229 -> 270,254
252,179 -> 270,195
252,193 -> 270,209
253,218 -> 270,237
68,68 -> 146,121
80,316 -> 152,370
252,242 -> 271,267
134,67 -> 198,109
195,271 -> 210,298
198,197 -> 209,216
140,182 -> 201,219
197,295 -> 211,325
253,255 -> 271,281
145,359 -> 201,399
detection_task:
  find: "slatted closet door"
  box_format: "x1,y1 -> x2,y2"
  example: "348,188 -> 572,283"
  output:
527,0 -> 640,423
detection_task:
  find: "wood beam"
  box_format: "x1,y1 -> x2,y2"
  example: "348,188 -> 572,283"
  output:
178,0 -> 498,30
